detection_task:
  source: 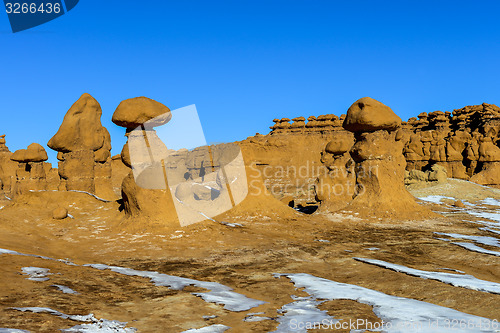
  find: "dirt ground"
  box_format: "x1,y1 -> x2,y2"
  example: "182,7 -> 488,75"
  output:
0,179 -> 499,332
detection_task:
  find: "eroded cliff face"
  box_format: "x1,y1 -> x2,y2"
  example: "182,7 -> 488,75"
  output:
239,102 -> 500,211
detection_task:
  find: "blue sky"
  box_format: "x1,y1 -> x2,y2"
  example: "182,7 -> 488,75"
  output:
1,1 -> 500,166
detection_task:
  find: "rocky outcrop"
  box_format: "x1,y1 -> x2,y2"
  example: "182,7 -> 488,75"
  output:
340,97 -> 430,217
0,135 -> 17,196
401,103 -> 500,186
10,143 -> 48,195
48,93 -> 114,199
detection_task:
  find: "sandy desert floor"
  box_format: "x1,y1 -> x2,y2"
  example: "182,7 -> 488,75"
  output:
0,179 -> 499,332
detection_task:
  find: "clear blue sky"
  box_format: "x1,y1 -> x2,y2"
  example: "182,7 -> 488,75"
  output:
1,1 -> 500,166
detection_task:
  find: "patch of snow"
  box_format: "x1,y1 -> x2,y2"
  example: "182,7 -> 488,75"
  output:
21,267 -> 51,281
67,190 -> 111,202
11,308 -> 135,332
354,258 -> 500,294
61,319 -> 136,332
84,264 -> 265,312
275,273 -> 497,332
435,232 -> 500,248
417,195 -> 456,204
202,315 -> 217,320
364,247 -> 380,251
181,324 -> 230,333
480,227 -> 500,236
468,211 -> 500,223
481,198 -> 500,207
315,239 -> 330,243
52,284 -> 79,294
0,329 -> 30,333
453,242 -> 500,257
272,295 -> 336,332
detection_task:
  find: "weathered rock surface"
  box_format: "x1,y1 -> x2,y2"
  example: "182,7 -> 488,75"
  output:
48,93 -> 114,200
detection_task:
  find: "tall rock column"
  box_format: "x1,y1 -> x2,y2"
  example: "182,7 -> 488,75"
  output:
112,96 -> 178,222
342,97 -> 430,217
47,93 -> 114,200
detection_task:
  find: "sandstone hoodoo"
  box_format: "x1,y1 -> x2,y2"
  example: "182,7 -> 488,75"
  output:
0,135 -> 18,196
48,93 -> 114,200
10,143 -> 48,195
341,97 -> 431,217
112,96 -> 178,223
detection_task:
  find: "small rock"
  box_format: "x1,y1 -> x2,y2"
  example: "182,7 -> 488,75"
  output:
52,207 -> 68,219
454,200 -> 465,208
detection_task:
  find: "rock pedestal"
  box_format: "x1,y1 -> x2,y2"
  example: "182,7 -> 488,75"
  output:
48,93 -> 114,200
342,97 -> 429,217
10,143 -> 48,195
112,96 -> 178,222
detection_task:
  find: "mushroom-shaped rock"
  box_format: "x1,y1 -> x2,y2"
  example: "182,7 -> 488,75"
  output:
48,93 -> 106,153
343,97 -> 401,132
11,143 -> 48,162
112,97 -> 172,129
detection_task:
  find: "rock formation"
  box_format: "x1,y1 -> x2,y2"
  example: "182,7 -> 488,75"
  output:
0,135 -> 17,196
112,96 -> 178,221
314,131 -> 355,211
48,93 -> 114,199
340,97 -> 430,216
10,143 -> 48,195
400,103 -> 500,187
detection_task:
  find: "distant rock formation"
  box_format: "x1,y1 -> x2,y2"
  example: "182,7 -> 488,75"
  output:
0,135 -> 17,196
401,103 -> 500,187
10,143 -> 48,195
48,93 -> 114,199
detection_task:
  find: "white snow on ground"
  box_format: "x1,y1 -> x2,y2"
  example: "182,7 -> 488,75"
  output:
0,329 -> 30,332
468,211 -> 500,223
85,264 -> 265,312
61,320 -> 136,332
0,247 -> 76,265
181,324 -> 230,332
52,284 -> 79,294
11,308 -> 136,332
272,296 -> 336,332
21,267 -> 51,282
0,246 -> 264,313
275,273 -> 498,332
434,232 -> 500,248
481,198 -> 500,207
453,242 -> 500,257
480,227 -> 500,236
354,258 -> 500,294
417,195 -> 456,204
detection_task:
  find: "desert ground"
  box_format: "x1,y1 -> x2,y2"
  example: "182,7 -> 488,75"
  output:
0,178 -> 499,332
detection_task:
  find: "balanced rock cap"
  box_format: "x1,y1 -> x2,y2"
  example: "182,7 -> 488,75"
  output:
343,97 -> 401,132
11,143 -> 48,162
112,97 -> 172,129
